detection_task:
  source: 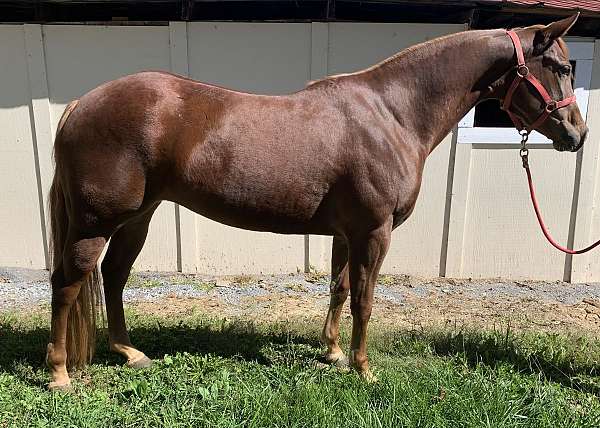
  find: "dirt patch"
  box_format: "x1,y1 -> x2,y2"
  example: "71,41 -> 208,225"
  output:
3,268 -> 600,335
130,274 -> 600,335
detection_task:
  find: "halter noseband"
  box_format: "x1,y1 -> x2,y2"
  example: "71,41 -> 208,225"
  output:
502,30 -> 576,134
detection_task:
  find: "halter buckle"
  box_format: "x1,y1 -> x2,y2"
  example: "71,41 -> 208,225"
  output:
517,65 -> 529,78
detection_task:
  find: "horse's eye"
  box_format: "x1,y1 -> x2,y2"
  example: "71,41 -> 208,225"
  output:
559,65 -> 571,75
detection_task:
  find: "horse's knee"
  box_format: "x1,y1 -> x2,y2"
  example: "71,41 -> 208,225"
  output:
350,300 -> 372,321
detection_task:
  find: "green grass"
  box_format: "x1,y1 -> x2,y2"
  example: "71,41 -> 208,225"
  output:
1,310 -> 600,427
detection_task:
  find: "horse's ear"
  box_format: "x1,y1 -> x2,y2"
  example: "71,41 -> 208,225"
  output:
533,13 -> 579,53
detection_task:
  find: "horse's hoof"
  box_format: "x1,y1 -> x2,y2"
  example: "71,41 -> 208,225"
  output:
324,351 -> 349,368
126,354 -> 152,369
359,369 -> 378,384
48,380 -> 73,392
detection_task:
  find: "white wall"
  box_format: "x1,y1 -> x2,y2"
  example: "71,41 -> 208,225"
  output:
0,26 -> 47,268
447,145 -> 576,280
1,22 -> 598,281
42,25 -> 178,272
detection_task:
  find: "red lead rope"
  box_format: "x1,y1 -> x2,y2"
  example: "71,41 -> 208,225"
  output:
521,147 -> 600,254
502,30 -> 597,254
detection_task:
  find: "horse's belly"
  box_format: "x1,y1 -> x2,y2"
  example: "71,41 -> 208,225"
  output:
168,136 -> 341,235
176,190 -> 332,235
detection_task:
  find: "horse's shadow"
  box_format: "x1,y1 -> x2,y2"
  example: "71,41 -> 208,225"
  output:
389,328 -> 600,396
0,319 -> 322,370
1,321 -> 598,395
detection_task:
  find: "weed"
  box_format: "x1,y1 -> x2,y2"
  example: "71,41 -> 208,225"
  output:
305,265 -> 328,283
126,271 -> 163,288
230,274 -> 254,286
285,282 -> 307,292
192,281 -> 216,292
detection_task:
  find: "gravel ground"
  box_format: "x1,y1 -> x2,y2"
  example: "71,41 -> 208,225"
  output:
3,266 -> 600,310
3,267 -> 600,333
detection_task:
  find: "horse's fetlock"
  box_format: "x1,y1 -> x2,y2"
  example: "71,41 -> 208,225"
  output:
46,343 -> 67,368
350,349 -> 369,370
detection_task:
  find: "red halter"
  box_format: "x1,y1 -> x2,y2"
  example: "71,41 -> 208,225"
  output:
504,30 -> 600,255
502,30 -> 576,133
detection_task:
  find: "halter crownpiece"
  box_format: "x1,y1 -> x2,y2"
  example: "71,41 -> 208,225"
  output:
502,30 -> 576,134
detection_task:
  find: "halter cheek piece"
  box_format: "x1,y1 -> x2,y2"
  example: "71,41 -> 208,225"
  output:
501,30 -> 576,134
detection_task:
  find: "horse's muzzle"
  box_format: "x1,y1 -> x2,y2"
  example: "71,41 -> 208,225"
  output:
554,125 -> 588,152
571,127 -> 588,152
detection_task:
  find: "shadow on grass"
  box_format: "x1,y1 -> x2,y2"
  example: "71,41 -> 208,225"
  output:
1,314 -> 598,395
0,316 -> 322,372
385,327 -> 600,395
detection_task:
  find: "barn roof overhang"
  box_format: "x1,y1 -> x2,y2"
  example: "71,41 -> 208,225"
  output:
2,0 -> 600,37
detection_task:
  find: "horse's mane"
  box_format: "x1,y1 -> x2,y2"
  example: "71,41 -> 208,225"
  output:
306,30 -> 494,88
306,27 -> 569,89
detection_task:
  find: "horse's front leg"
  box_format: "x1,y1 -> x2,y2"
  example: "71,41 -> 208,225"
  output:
347,219 -> 392,380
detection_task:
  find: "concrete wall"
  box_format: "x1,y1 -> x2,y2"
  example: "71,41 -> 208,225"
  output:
1,22 -> 598,281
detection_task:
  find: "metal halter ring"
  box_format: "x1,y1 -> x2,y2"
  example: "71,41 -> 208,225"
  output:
545,101 -> 558,113
517,65 -> 529,77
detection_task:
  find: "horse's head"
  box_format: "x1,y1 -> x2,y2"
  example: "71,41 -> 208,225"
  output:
506,14 -> 588,152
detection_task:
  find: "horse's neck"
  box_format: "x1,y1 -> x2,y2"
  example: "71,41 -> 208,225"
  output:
371,29 -> 514,153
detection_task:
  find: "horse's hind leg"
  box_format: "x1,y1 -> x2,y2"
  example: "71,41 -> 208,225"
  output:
100,207 -> 156,368
320,236 -> 350,366
47,232 -> 106,390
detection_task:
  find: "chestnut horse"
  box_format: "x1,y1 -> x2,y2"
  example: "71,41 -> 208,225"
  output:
46,14 -> 587,389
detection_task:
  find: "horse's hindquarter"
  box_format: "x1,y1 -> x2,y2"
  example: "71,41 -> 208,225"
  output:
168,85 -> 349,234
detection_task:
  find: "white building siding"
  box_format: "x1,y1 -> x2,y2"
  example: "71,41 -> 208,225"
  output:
0,22 -> 597,282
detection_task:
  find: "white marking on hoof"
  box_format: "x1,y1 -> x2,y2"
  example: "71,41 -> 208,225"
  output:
126,354 -> 152,369
360,369 -> 378,384
324,350 -> 349,367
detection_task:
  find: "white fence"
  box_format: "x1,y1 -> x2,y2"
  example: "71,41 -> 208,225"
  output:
1,22 -> 600,282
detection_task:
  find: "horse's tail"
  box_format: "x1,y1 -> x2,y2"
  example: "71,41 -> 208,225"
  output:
49,99 -> 102,368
